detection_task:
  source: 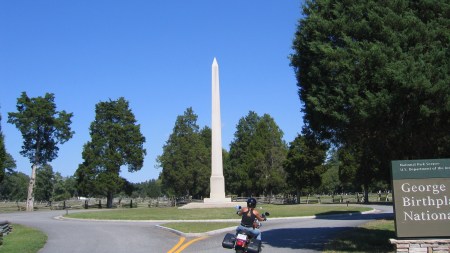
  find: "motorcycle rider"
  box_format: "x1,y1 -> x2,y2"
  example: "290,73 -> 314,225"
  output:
236,198 -> 266,240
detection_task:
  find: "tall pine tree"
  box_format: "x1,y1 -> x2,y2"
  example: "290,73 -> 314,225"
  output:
157,107 -> 210,198
8,92 -> 73,210
291,0 -> 450,200
227,111 -> 287,196
75,97 -> 146,208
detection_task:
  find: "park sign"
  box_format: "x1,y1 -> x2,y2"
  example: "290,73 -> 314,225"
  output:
392,158 -> 450,238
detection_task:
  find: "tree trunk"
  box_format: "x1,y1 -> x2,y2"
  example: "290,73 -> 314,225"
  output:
26,164 -> 37,211
363,184 -> 369,204
107,192 -> 113,208
296,187 -> 301,204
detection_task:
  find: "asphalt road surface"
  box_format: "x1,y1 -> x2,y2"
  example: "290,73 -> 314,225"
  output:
2,204 -> 393,253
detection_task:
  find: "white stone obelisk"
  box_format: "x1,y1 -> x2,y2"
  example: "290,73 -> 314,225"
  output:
204,58 -> 230,203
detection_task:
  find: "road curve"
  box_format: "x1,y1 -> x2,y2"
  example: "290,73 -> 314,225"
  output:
2,210 -> 179,253
2,204 -> 393,253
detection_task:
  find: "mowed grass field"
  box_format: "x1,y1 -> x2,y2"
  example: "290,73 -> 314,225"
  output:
65,204 -> 371,220
0,224 -> 47,253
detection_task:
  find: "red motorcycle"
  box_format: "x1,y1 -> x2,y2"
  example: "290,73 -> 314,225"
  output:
222,207 -> 269,253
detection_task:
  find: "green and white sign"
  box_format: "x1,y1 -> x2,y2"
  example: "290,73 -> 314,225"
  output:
392,158 -> 450,238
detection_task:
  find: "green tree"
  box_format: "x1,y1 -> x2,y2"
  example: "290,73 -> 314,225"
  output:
157,107 -> 210,198
250,114 -> 287,196
75,97 -> 146,208
283,128 -> 328,203
227,111 -> 287,196
291,1 -> 450,201
8,92 -> 74,211
227,111 -> 260,196
1,153 -> 17,182
53,174 -> 76,201
147,179 -> 162,198
0,171 -> 29,201
34,164 -> 55,202
319,164 -> 340,194
0,113 -> 6,183
197,126 -> 212,197
133,179 -> 162,198
222,149 -> 231,194
337,145 -> 363,193
318,148 -> 342,194
1,113 -> 17,184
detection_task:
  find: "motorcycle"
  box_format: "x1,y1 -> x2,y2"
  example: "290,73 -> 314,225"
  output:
222,206 -> 270,253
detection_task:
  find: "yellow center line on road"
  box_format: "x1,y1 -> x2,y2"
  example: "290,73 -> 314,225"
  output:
171,236 -> 208,253
167,236 -> 186,253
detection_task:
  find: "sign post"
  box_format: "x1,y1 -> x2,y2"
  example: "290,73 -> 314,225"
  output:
392,158 -> 450,238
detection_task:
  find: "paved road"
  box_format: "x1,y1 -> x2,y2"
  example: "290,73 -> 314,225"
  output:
2,205 -> 393,253
187,204 -> 393,253
2,210 -> 180,253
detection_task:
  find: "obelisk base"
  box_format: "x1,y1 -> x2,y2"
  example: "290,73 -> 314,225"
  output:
180,175 -> 232,208
203,198 -> 232,203
204,175 -> 231,203
178,201 -> 242,209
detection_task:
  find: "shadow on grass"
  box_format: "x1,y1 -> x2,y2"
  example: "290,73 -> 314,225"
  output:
262,225 -> 394,252
324,226 -> 396,252
261,214 -> 395,252
316,210 -> 363,216
262,227 -> 346,251
315,210 -> 394,221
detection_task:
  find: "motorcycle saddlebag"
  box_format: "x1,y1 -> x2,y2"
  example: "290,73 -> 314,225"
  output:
222,233 -> 235,249
247,239 -> 262,253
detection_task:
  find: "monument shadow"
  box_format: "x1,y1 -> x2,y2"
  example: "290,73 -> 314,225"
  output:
259,211 -> 394,251
314,210 -> 394,221
261,226 -> 350,251
262,226 -> 395,252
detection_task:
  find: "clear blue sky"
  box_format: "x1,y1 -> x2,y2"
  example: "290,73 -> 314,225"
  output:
0,1 -> 304,183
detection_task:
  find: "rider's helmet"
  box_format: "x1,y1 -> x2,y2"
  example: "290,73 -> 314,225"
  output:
247,198 -> 257,208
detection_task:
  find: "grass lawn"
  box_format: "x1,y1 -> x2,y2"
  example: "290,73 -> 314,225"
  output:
0,224 -> 47,253
65,204 -> 371,220
323,218 -> 395,253
66,204 -> 372,234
